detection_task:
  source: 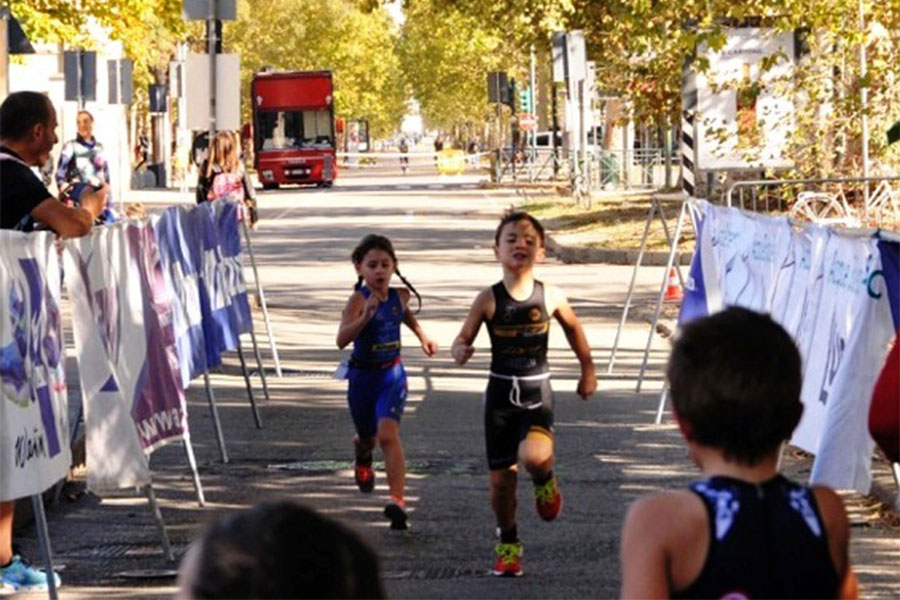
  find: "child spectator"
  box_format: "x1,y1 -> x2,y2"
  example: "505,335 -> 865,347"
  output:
620,307 -> 857,599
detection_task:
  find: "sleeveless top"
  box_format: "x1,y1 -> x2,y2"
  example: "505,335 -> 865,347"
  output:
350,287 -> 403,368
486,281 -> 550,377
208,170 -> 245,203
673,475 -> 840,599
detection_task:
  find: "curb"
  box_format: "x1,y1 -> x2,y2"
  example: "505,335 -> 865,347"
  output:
545,234 -> 693,266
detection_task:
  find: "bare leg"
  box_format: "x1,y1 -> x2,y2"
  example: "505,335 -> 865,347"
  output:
376,418 -> 405,502
0,500 -> 13,565
520,429 -> 554,481
490,466 -> 518,532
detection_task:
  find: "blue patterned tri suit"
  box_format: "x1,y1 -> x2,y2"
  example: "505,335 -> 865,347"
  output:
673,474 -> 840,599
347,287 -> 408,438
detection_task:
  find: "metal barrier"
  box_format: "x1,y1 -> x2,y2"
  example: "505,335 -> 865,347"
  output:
725,175 -> 900,229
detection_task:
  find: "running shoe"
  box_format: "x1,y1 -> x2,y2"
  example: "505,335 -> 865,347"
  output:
0,555 -> 61,592
534,476 -> 563,521
354,460 -> 375,493
384,502 -> 409,530
491,542 -> 523,577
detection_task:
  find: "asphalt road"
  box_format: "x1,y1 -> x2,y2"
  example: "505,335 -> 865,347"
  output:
8,171 -> 898,599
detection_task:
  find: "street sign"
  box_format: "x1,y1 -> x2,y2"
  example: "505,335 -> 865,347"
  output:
519,113 -> 537,131
551,32 -> 566,83
182,0 -> 236,20
185,53 -> 240,130
487,72 -> 508,104
64,50 -> 97,102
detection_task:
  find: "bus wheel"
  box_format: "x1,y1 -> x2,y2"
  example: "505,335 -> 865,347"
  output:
321,181 -> 334,188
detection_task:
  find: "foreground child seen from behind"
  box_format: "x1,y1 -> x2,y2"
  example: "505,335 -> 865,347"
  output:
620,307 -> 858,599
337,234 -> 437,531
452,211 -> 596,577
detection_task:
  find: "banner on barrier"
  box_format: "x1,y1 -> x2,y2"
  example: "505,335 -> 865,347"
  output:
65,222 -> 188,492
154,206 -> 206,389
0,231 -> 71,502
679,201 -> 899,493
188,201 -> 253,368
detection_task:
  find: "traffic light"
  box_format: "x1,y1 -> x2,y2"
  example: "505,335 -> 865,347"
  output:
505,78 -> 516,108
518,87 -> 532,113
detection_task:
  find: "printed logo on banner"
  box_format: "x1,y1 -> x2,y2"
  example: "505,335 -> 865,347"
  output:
70,251 -> 123,393
1,232 -> 71,501
817,315 -> 844,406
125,224 -> 186,449
1,259 -> 65,461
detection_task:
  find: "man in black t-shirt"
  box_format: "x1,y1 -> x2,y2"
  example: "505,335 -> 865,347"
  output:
0,90 -> 108,592
0,91 -> 107,236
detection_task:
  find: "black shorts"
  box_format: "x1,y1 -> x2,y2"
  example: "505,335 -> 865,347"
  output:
484,375 -> 554,470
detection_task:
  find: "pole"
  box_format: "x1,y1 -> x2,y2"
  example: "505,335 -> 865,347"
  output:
31,495 -> 58,599
530,44 -> 537,153
207,8 -> 218,143
552,85 -> 560,177
859,0 -> 870,218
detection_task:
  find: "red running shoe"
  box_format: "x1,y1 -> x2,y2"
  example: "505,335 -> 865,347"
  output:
534,476 -> 562,521
491,542 -> 523,577
354,461 -> 375,493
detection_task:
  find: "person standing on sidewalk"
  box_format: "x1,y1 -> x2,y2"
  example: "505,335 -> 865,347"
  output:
336,234 -> 438,530
1,91 -> 107,592
451,211 -> 596,577
55,109 -> 116,224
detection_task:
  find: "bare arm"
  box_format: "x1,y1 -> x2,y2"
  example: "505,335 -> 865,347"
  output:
812,486 -> 858,599
336,291 -> 378,349
29,185 -> 106,238
400,289 -> 437,356
547,285 -> 596,399
620,496 -> 671,599
451,288 -> 492,365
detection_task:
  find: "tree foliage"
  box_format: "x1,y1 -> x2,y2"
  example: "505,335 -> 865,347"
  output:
225,0 -> 407,137
398,0 -> 517,130
10,0 -> 186,104
427,0 -> 900,175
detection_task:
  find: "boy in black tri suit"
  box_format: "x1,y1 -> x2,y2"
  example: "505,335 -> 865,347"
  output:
452,211 -> 596,577
620,307 -> 858,599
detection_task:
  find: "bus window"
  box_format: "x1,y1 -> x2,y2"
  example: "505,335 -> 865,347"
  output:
302,109 -> 333,147
257,109 -> 333,150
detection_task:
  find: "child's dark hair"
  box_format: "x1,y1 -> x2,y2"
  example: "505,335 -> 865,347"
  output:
494,211 -> 546,246
187,500 -> 385,599
351,234 -> 422,313
666,307 -> 803,465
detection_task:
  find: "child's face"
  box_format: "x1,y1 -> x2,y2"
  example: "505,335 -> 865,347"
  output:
355,249 -> 395,292
494,219 -> 544,271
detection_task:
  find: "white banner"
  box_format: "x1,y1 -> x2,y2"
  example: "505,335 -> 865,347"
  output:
794,234 -> 895,492
680,202 -> 898,492
64,221 -> 188,492
696,28 -> 795,169
0,231 -> 71,501
694,204 -> 793,314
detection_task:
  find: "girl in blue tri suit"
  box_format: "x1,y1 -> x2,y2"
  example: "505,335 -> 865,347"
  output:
337,234 -> 437,530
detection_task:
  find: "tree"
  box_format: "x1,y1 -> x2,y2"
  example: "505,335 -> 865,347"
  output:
10,0 -> 186,104
427,0 -> 900,176
225,0 -> 407,137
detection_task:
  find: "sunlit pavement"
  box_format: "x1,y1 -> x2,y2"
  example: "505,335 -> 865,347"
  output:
20,171 -> 899,599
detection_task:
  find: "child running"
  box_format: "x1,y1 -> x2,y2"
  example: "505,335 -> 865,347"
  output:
337,234 -> 438,530
620,307 -> 858,599
451,211 -> 596,577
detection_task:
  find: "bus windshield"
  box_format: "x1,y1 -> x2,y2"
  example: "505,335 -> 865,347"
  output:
256,109 -> 333,150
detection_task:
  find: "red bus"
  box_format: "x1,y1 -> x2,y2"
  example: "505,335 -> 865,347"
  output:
251,70 -> 337,189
